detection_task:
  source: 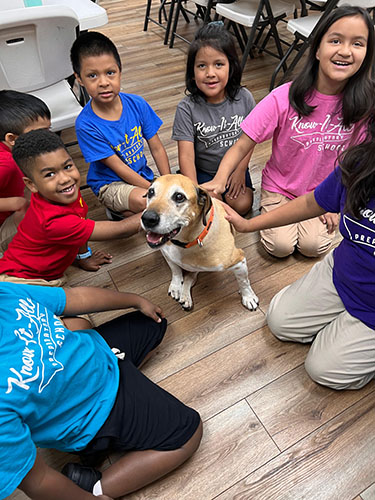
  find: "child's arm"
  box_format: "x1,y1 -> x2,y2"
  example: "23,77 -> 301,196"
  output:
147,133 -> 170,176
0,196 -> 27,213
178,140 -> 198,184
90,212 -> 141,240
224,191 -> 325,233
225,151 -> 252,199
75,243 -> 112,272
63,286 -> 164,323
101,154 -> 151,189
201,134 -> 256,195
19,453 -> 104,499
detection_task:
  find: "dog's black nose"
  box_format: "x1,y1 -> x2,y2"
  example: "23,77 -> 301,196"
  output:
141,210 -> 160,229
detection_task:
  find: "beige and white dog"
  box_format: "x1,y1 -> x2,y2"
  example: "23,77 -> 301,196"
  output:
141,174 -> 259,311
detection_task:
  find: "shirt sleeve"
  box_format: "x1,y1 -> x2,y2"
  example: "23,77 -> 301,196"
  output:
171,98 -> 195,143
314,167 -> 344,214
240,86 -> 287,143
3,282 -> 67,317
134,96 -> 163,141
0,411 -> 36,499
44,215 -> 95,246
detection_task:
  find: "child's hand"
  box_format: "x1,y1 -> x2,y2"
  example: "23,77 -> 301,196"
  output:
226,170 -> 246,199
200,179 -> 226,195
319,212 -> 339,234
223,203 -> 250,232
137,297 -> 164,323
77,250 -> 113,271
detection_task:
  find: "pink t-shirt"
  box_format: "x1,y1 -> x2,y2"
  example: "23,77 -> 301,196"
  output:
241,82 -> 366,199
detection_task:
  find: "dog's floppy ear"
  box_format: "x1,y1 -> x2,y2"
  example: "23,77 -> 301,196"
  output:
196,187 -> 212,225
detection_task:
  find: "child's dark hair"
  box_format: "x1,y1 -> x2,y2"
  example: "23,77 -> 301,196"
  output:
339,114 -> 375,218
0,90 -> 50,141
70,31 -> 122,76
186,23 -> 242,102
289,6 -> 375,127
12,129 -> 67,179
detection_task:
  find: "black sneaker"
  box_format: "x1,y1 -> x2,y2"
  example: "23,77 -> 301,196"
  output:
61,462 -> 102,492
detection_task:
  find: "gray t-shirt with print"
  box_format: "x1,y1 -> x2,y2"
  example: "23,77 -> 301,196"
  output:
172,87 -> 256,175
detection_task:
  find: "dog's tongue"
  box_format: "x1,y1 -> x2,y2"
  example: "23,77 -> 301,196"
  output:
146,232 -> 163,245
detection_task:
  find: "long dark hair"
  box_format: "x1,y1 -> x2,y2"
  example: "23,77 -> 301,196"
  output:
185,23 -> 242,102
340,115 -> 375,218
289,6 -> 375,127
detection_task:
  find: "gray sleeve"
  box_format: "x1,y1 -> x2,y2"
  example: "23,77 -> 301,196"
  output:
172,98 -> 195,142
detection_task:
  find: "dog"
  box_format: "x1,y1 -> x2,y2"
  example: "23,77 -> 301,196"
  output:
141,174 -> 259,311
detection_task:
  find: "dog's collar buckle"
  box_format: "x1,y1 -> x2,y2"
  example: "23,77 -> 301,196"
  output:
197,238 -> 204,248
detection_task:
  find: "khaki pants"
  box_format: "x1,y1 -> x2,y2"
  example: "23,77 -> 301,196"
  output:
260,189 -> 334,258
0,273 -> 67,287
267,252 -> 375,390
0,214 -> 18,253
98,181 -> 136,212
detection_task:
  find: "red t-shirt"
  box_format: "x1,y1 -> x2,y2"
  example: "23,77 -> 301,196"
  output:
0,142 -> 25,226
0,191 -> 95,280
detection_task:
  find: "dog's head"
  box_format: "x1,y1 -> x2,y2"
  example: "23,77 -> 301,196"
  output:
141,174 -> 212,248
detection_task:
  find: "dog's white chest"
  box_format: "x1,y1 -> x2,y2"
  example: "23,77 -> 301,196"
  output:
161,244 -> 224,272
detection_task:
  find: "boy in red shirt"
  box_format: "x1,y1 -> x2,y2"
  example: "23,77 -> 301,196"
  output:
0,90 -> 51,253
0,129 -> 141,286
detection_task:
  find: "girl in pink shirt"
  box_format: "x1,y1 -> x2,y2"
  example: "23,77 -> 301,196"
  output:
203,6 -> 375,258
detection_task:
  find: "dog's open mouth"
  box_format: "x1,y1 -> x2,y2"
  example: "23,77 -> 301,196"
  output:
145,227 -> 181,248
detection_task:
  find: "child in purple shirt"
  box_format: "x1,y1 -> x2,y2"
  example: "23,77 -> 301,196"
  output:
224,114 -> 375,390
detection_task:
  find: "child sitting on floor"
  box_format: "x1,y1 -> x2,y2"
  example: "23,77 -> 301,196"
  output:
224,114 -> 375,390
0,281 -> 202,499
71,31 -> 171,219
0,90 -> 51,253
0,129 -> 141,286
172,22 -> 256,215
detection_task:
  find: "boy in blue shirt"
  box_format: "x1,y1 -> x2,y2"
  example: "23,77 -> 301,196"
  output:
71,32 -> 171,219
0,282 -> 202,499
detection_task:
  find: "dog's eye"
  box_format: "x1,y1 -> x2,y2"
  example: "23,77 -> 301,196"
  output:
172,192 -> 186,204
147,188 -> 155,199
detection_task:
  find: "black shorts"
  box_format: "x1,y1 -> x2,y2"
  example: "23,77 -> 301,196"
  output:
80,312 -> 200,460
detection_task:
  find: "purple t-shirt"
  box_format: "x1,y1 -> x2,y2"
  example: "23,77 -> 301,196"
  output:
241,82 -> 367,199
315,168 -> 375,329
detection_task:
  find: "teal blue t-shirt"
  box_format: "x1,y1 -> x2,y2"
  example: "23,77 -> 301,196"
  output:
0,283 -> 119,499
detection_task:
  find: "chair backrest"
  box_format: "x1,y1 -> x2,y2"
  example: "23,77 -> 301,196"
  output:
0,4 -> 79,93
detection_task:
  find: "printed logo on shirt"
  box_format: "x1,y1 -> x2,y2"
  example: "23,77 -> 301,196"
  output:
289,114 -> 354,152
111,126 -> 145,165
6,299 -> 65,395
343,211 -> 375,255
195,115 -> 244,148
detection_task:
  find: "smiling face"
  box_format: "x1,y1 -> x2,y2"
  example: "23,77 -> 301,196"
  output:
315,14 -> 368,95
76,52 -> 121,107
193,45 -> 230,103
24,148 -> 81,205
141,174 -> 211,248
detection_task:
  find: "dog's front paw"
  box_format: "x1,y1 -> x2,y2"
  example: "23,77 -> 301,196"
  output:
241,290 -> 259,311
168,281 -> 183,301
178,293 -> 193,311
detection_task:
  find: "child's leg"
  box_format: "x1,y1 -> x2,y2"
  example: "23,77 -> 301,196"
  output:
260,189 -> 298,258
78,311 -> 202,497
267,252 -> 375,389
100,420 -> 202,497
305,310 -> 375,390
297,217 -> 335,258
98,181 -> 147,216
224,168 -> 254,216
267,252 -> 345,343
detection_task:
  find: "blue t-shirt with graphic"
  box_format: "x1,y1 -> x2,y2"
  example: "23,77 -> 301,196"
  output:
0,283 -> 119,499
315,168 -> 375,329
75,92 -> 162,195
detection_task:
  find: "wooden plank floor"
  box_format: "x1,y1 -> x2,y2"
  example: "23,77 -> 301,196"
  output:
7,1 -> 375,499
